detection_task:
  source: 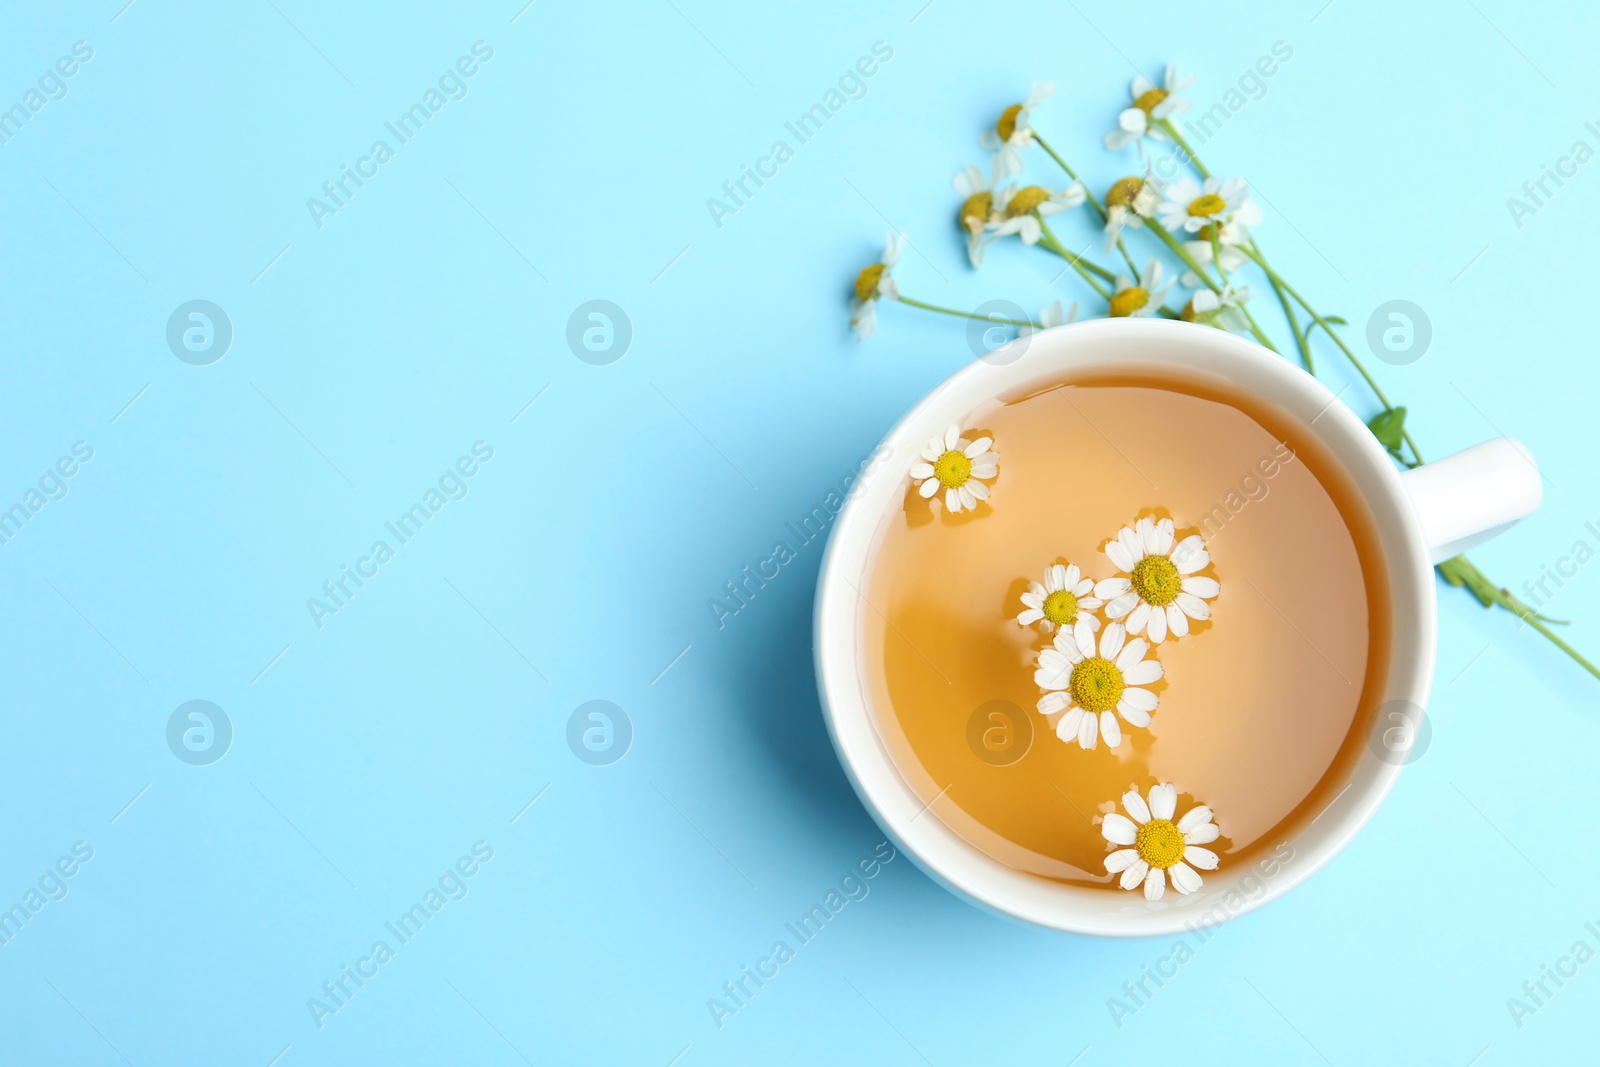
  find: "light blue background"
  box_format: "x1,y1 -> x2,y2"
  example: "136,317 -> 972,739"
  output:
2,0 -> 1596,1063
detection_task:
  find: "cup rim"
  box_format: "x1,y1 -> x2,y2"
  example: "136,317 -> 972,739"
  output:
813,317 -> 1436,936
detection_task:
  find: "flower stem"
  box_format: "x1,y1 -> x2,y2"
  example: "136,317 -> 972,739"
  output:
1146,218 -> 1279,354
1035,219 -> 1114,298
896,296 -> 1041,328
1265,269 -> 1313,373
1439,555 -> 1600,681
1034,134 -> 1142,277
1158,119 -> 1211,179
1237,244 -> 1422,464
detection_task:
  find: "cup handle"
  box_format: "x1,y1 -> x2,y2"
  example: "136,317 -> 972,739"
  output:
1399,439 -> 1543,565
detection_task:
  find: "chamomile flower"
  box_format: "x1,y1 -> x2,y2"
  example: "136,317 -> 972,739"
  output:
953,161 -> 1003,268
1034,621 -> 1162,750
1157,176 -> 1259,236
1103,173 -> 1162,251
1016,562 -> 1103,643
1094,517 -> 1219,643
909,424 -> 998,514
981,81 -> 1054,178
849,233 -> 904,341
1182,285 -> 1252,334
1104,65 -> 1195,151
1108,259 -> 1173,318
1101,783 -> 1220,901
991,182 -> 1086,246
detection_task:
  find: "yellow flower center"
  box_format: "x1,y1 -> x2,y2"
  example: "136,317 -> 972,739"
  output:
854,263 -> 885,303
1042,589 -> 1079,626
1194,221 -> 1222,243
1188,193 -> 1226,217
1131,554 -> 1181,606
1135,818 -> 1185,869
1069,656 -> 1124,713
1109,287 -> 1149,317
932,449 -> 971,488
959,191 -> 993,233
1006,186 -> 1051,217
1180,298 -> 1201,323
1133,88 -> 1167,115
996,103 -> 1023,142
1106,177 -> 1145,208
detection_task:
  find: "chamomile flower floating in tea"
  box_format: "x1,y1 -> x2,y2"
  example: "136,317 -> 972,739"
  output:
1103,65 -> 1194,151
1016,562 -> 1103,643
990,182 -> 1086,247
1035,621 -> 1162,750
849,233 -> 905,341
909,424 -> 999,514
980,80 -> 1053,178
1095,517 -> 1219,643
1101,783 -> 1220,901
1108,259 -> 1173,318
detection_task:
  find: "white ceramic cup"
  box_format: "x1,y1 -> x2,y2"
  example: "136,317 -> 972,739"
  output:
814,317 -> 1541,936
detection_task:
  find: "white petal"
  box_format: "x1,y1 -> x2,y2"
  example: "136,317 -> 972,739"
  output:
1105,591 -> 1139,619
1125,602 -> 1151,635
1118,527 -> 1144,563
1171,535 -> 1210,573
1120,858 -> 1149,890
1101,812 -> 1137,846
1183,822 -> 1220,845
1035,649 -> 1072,689
1177,805 -> 1213,833
1143,866 -> 1166,901
943,424 -> 960,450
1182,576 -> 1221,599
1122,659 -> 1162,685
1153,518 -> 1175,555
1099,621 -> 1126,660
1104,848 -> 1140,873
1184,846 -> 1219,871
965,480 -> 989,502
1020,589 -> 1044,609
1136,517 -> 1159,554
945,487 -> 962,513
1122,790 -> 1151,824
1052,628 -> 1087,662
1056,706 -> 1085,741
1115,698 -> 1152,728
963,436 -> 993,458
1114,635 -> 1148,671
1148,783 -> 1177,820
1120,687 -> 1158,713
1073,616 -> 1097,648
1169,861 -> 1203,894
1072,625 -> 1096,659
1100,711 -> 1122,748
1165,604 -> 1189,638
1147,604 -> 1168,643
1105,539 -> 1135,572
1037,691 -> 1073,715
1116,106 -> 1146,133
1095,577 -> 1132,599
1017,608 -> 1044,626
1077,710 -> 1099,749
919,477 -> 940,498
1174,592 -> 1211,620
908,461 -> 936,481
1062,563 -> 1080,588
968,465 -> 998,479
1048,564 -> 1068,592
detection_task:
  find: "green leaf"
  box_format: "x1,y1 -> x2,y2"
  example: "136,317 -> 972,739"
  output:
1367,406 -> 1407,457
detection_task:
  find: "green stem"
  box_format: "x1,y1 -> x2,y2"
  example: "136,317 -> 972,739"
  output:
897,296 -> 1040,329
1036,218 -> 1113,298
1238,244 -> 1423,464
1266,271 -> 1313,373
1439,556 -> 1600,681
1035,134 -> 1141,276
1158,119 -> 1211,179
1146,218 -> 1279,354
